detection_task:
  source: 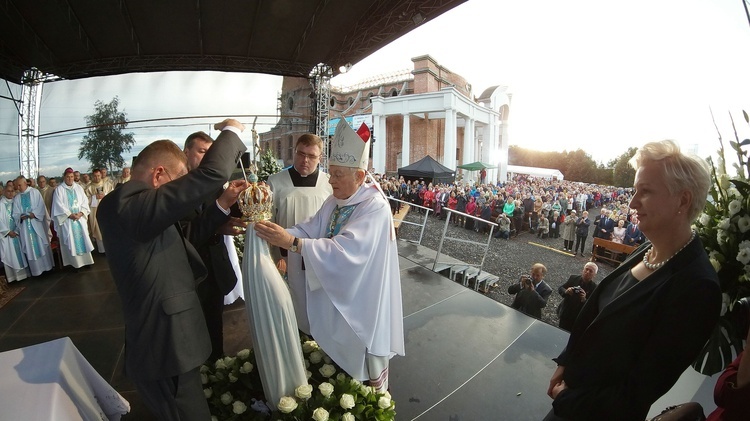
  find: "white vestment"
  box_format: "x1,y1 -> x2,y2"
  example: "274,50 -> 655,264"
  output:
267,168 -> 331,333
223,235 -> 244,305
287,182 -> 405,381
0,197 -> 29,282
86,181 -> 112,253
52,183 -> 95,269
242,224 -> 308,410
12,187 -> 53,276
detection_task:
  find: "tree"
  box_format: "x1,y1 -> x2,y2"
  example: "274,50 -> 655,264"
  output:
609,147 -> 638,187
78,96 -> 135,172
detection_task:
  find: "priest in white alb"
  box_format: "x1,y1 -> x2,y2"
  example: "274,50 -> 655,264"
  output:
12,175 -> 54,276
52,168 -> 95,269
267,133 -> 332,333
255,119 -> 404,392
0,184 -> 30,282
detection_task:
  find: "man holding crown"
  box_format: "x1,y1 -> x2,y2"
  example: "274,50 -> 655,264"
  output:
255,119 -> 405,392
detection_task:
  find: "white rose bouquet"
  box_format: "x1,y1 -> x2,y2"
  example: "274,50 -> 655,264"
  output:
202,335 -> 396,420
693,110 -> 750,375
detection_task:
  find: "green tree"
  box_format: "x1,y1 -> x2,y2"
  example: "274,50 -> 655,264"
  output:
78,96 -> 135,172
256,148 -> 282,181
609,147 -> 638,187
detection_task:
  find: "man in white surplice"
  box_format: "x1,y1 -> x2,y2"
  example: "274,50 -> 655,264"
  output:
52,168 -> 95,269
12,175 -> 54,276
0,184 -> 30,282
267,133 -> 332,333
256,119 -> 404,392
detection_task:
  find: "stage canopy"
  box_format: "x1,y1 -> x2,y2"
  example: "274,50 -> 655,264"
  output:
0,0 -> 466,84
398,155 -> 455,184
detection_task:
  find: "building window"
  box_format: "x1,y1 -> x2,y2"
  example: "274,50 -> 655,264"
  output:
288,97 -> 294,111
390,89 -> 398,97
329,97 -> 336,107
347,97 -> 354,106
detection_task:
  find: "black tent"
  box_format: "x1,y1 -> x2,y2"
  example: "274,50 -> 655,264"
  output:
397,155 -> 455,185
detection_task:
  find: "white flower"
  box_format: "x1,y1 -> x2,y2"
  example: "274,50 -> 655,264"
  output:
318,382 -> 334,398
239,361 -> 253,374
719,173 -> 731,190
208,374 -> 217,383
719,217 -> 731,230
214,359 -> 227,370
199,364 -> 209,373
220,392 -> 233,405
709,257 -> 721,273
699,213 -> 711,226
378,396 -> 392,409
342,413 -> 355,421
718,230 -> 729,245
312,407 -> 330,421
336,373 -> 347,382
360,384 -> 373,396
203,388 -> 212,399
306,370 -> 312,379
228,373 -> 238,383
737,240 -> 750,265
309,351 -> 323,364
728,187 -> 742,199
277,396 -> 298,413
232,401 -> 247,414
319,364 -> 336,377
223,356 -> 236,366
302,340 -> 319,353
211,417 -> 218,421
200,373 -> 208,384
295,384 -> 313,400
340,393 -> 356,410
739,215 -> 750,233
236,349 -> 250,360
350,378 -> 362,388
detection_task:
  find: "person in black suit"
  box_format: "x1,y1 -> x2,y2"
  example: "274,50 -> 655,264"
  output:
508,263 -> 553,319
556,262 -> 598,331
98,119 -> 247,421
545,140 -> 721,421
182,131 -> 247,362
624,214 -> 644,246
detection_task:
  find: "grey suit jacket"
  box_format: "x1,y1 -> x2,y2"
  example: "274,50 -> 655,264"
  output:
99,130 -> 246,381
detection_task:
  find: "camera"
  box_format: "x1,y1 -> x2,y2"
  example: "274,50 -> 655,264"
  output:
571,286 -> 583,294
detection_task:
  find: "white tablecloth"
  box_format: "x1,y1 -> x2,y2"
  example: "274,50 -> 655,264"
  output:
0,337 -> 130,421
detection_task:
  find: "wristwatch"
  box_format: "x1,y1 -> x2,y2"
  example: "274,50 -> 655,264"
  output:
289,237 -> 300,253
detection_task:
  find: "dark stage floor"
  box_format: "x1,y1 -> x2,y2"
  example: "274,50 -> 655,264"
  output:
0,241 -> 717,420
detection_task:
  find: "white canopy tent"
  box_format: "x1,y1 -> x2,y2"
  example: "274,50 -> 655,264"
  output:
506,165 -> 564,180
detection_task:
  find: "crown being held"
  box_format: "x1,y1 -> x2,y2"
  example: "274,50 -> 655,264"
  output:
237,173 -> 273,222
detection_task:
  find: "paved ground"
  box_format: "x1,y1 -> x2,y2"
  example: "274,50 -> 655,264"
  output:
397,207 -> 616,326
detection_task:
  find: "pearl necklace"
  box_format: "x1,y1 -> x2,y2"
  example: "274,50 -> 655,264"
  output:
642,231 -> 696,271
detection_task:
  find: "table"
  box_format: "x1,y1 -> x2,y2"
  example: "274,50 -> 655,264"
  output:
0,337 -> 130,421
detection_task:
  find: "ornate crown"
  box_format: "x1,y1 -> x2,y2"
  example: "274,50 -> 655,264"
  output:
237,174 -> 273,222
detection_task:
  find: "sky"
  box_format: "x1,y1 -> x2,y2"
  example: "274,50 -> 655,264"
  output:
0,0 -> 749,179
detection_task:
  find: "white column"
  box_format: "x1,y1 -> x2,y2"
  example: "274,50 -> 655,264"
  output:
464,118 -> 475,164
444,108 -> 457,170
401,113 -> 410,167
373,114 -> 386,173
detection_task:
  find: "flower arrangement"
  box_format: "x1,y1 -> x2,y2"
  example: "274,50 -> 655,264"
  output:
201,336 -> 396,421
692,110 -> 750,375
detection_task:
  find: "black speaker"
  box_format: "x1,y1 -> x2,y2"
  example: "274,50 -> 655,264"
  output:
238,152 -> 251,169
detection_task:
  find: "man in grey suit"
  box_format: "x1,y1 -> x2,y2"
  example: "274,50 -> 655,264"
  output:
99,119 -> 247,420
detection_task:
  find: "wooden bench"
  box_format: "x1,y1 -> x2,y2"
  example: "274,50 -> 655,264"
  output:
392,204 -> 410,236
591,237 -> 637,267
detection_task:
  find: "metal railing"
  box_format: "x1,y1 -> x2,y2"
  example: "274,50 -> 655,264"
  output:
433,208 -> 498,277
387,196 -> 431,244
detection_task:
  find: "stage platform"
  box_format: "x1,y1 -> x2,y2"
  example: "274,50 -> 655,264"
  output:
0,240 -> 719,420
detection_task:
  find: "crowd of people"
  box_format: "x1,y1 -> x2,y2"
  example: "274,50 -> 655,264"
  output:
0,167 -> 131,283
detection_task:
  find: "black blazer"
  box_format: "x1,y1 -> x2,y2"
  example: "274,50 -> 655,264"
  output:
508,279 -> 553,319
552,237 -> 721,420
99,130 -> 246,381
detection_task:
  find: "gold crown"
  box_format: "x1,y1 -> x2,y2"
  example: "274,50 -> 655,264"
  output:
238,179 -> 273,222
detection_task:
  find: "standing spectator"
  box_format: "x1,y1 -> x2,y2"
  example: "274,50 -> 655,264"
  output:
549,210 -> 563,239
508,263 -> 553,319
465,196 -> 477,231
556,262 -> 598,331
561,210 -> 577,252
573,210 -> 591,257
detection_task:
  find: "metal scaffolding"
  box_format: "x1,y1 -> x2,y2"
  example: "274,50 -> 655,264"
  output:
18,69 -> 58,178
309,63 -> 332,170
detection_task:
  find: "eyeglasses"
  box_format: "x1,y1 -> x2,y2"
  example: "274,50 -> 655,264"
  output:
295,150 -> 321,161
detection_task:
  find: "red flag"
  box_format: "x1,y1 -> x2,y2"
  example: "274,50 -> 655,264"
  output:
356,122 -> 371,142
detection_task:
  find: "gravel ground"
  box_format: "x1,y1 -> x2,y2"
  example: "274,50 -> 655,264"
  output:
397,208 -> 616,327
